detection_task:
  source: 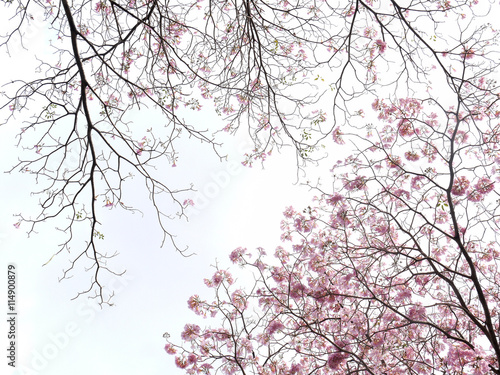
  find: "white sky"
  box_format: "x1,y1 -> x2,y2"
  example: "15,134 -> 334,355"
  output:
0,11 -> 319,373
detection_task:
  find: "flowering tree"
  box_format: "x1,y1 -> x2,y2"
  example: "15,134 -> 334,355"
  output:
163,1 -> 500,374
1,0 -> 497,304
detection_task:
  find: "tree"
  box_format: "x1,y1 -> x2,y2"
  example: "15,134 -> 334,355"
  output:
162,1 -> 500,374
0,0 -> 496,307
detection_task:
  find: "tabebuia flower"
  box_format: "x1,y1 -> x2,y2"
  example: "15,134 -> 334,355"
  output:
451,176 -> 470,196
290,363 -> 302,374
229,247 -> 247,264
266,320 -> 285,335
164,343 -> 176,355
327,352 -> 348,370
465,177 -> 495,202
404,150 -> 420,161
344,175 -> 367,191
398,119 -> 414,137
411,175 -> 426,190
187,295 -> 203,315
187,353 -> 198,365
204,269 -> 234,288
326,193 -> 343,206
174,356 -> 188,369
231,289 -> 248,310
375,39 -> 387,53
180,324 -> 201,342
332,127 -> 345,144
460,47 -> 475,59
474,177 -> 494,195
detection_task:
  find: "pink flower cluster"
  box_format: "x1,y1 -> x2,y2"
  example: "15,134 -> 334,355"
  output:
344,175 -> 367,191
204,269 -> 234,288
180,324 -> 201,341
327,352 -> 348,370
266,320 -> 285,335
375,39 -> 387,53
452,176 -> 494,202
229,247 -> 247,264
332,127 -> 345,144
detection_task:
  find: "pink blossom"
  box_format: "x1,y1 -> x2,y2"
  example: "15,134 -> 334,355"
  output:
13,222 -> 20,229
332,127 -> 345,144
460,47 -> 475,60
380,125 -> 396,144
212,328 -> 231,342
411,176 -> 426,190
474,177 -> 494,195
229,247 -> 246,264
404,151 -> 420,161
327,352 -> 348,370
231,289 -> 247,310
187,295 -> 203,315
386,155 -> 402,169
435,209 -> 448,224
211,273 -> 223,286
336,208 -> 350,226
183,199 -> 194,207
208,270 -> 234,287
200,364 -> 213,372
267,320 -> 285,335
271,266 -> 287,283
451,176 -> 470,196
275,246 -> 290,262
290,363 -> 302,374
344,176 -> 366,191
393,189 -> 410,200
407,304 -> 426,320
374,222 -> 389,235
398,119 -> 414,137
364,27 -> 375,38
375,39 -> 387,53
415,275 -> 431,287
289,282 -> 306,299
235,94 -> 249,106
454,130 -> 469,144
250,78 -> 262,92
283,206 -> 296,218
164,343 -> 177,355
78,24 -> 90,37
395,288 -> 412,303
175,356 -> 188,369
239,337 -> 253,353
187,353 -> 198,364
294,215 -> 313,232
326,193 -> 343,205
467,189 -> 484,202
296,49 -> 307,60
181,324 -> 201,341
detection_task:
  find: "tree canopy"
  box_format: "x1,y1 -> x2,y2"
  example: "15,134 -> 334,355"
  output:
3,0 -> 500,371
